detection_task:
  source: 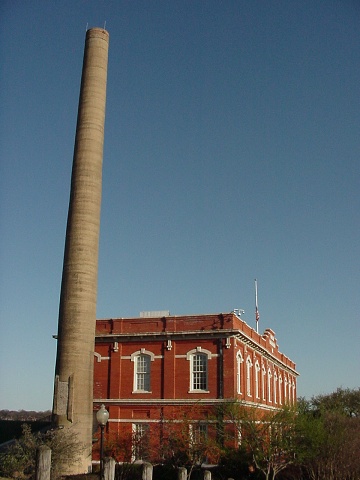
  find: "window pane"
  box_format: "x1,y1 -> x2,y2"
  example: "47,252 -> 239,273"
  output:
136,354 -> 150,391
132,423 -> 150,460
193,353 -> 207,390
190,423 -> 208,463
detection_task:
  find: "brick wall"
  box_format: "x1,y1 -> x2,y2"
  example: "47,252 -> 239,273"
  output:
93,312 -> 298,457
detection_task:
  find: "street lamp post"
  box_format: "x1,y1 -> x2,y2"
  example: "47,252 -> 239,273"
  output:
96,404 -> 109,479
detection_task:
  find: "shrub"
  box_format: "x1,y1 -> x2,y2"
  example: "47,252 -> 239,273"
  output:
0,424 -> 85,480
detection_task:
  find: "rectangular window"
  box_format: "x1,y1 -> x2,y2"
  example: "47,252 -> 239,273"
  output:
136,354 -> 150,391
132,423 -> 150,461
189,423 -> 208,463
192,354 -> 207,390
193,423 -> 208,443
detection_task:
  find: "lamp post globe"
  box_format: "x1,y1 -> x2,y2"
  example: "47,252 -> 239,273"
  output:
96,404 -> 109,479
96,404 -> 109,426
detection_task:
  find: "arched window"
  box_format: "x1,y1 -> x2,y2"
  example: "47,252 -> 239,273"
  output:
255,361 -> 260,399
288,376 -> 292,404
135,354 -> 150,391
292,380 -> 296,404
187,348 -> 212,392
261,365 -> 266,401
267,368 -> 272,402
246,356 -> 253,397
236,351 -> 243,394
284,376 -> 288,403
274,371 -> 278,404
131,349 -> 154,392
192,353 -> 207,390
279,375 -> 283,405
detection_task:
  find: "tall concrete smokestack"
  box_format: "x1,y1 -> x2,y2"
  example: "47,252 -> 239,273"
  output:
53,27 -> 109,473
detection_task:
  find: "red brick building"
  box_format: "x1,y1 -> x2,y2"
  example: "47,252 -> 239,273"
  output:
93,311 -> 298,460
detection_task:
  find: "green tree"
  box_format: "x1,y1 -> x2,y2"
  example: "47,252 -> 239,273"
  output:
220,401 -> 298,480
295,390 -> 360,480
311,387 -> 360,418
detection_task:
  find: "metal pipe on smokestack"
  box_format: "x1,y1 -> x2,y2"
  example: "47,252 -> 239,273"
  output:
53,27 -> 109,474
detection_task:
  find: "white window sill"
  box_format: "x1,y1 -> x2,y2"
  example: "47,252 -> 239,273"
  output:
188,390 -> 210,394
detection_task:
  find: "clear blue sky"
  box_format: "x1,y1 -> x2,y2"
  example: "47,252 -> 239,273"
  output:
1,1 -> 359,411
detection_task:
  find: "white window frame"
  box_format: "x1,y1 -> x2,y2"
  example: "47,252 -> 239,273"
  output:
190,422 -> 208,444
274,370 -> 278,404
255,360 -> 260,399
246,356 -> 253,397
237,423 -> 242,447
187,347 -> 212,392
261,364 -> 266,401
288,376 -> 292,404
236,351 -> 243,394
189,422 -> 208,464
132,423 -> 150,461
268,368 -> 272,402
279,375 -> 283,405
292,380 -> 296,404
131,349 -> 154,393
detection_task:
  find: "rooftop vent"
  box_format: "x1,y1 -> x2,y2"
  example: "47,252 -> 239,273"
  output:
140,310 -> 170,318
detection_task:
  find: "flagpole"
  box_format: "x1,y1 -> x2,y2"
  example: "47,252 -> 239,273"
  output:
255,279 -> 259,334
